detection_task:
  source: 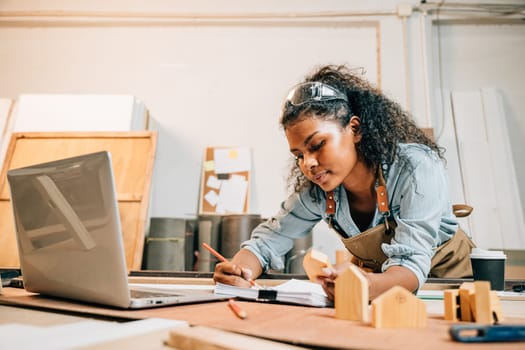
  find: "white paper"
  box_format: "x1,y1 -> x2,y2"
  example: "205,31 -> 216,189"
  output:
206,175 -> 222,190
230,174 -> 246,182
213,147 -> 250,174
273,279 -> 326,296
215,202 -> 226,214
204,190 -> 220,207
214,279 -> 329,307
218,177 -> 248,213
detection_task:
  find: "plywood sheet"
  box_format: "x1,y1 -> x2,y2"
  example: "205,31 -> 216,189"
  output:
0,132 -> 157,269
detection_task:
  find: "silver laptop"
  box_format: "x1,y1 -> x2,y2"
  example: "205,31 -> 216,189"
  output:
7,151 -> 225,309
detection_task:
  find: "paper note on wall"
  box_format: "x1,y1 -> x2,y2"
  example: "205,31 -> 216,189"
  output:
204,190 -> 220,207
217,175 -> 248,213
213,148 -> 250,174
206,175 -> 221,190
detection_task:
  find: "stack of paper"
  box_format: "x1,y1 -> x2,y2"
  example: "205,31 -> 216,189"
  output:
214,279 -> 331,307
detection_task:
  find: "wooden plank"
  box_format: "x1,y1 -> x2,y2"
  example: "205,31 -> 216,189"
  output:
451,89 -> 524,249
434,89 -> 468,211
451,91 -> 502,248
167,326 -> 305,350
0,98 -> 14,169
0,131 -> 157,269
443,289 -> 459,322
481,88 -> 525,248
0,98 -> 12,139
472,281 -> 492,324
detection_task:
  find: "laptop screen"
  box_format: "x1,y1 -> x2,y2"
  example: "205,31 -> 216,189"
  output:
7,151 -> 133,308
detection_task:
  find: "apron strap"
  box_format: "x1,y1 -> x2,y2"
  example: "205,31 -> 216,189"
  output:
376,166 -> 391,231
325,165 -> 391,237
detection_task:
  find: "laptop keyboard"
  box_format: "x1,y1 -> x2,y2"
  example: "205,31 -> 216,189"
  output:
130,288 -> 184,299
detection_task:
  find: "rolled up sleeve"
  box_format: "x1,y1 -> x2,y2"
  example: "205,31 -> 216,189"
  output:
382,153 -> 449,288
241,191 -> 321,271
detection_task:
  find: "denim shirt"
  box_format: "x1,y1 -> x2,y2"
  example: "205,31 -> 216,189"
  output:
241,143 -> 458,288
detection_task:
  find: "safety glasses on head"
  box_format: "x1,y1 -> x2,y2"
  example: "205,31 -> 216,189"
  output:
285,81 -> 348,107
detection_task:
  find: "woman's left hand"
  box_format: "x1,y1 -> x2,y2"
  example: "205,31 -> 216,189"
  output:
316,262 -> 354,301
317,261 -> 373,300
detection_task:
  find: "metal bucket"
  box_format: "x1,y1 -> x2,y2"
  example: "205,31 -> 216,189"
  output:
285,232 -> 313,274
220,214 -> 263,260
196,215 -> 222,272
144,217 -> 196,271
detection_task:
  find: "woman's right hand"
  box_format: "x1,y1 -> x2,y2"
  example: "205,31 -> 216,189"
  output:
213,260 -> 254,288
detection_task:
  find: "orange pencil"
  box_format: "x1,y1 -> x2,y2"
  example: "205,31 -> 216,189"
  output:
228,299 -> 248,319
201,242 -> 259,288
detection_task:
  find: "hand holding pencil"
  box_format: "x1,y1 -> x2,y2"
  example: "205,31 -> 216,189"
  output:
201,242 -> 260,288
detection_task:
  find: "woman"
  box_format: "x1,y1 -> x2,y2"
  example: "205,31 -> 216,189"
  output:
213,64 -> 473,300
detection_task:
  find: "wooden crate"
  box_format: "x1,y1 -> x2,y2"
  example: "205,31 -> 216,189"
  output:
0,132 -> 157,270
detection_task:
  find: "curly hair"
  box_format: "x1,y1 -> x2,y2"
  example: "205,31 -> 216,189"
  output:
280,64 -> 443,195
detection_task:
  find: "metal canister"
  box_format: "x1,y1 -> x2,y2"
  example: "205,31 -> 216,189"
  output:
144,217 -> 196,271
196,215 -> 223,272
220,214 -> 263,260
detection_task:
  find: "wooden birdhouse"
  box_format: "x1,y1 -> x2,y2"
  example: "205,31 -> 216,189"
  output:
335,264 -> 369,322
371,286 -> 427,328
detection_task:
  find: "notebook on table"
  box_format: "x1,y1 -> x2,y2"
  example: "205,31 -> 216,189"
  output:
214,279 -> 332,307
7,151 -> 225,309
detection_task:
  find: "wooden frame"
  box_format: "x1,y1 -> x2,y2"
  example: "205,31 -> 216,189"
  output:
199,146 -> 251,215
0,131 -> 157,270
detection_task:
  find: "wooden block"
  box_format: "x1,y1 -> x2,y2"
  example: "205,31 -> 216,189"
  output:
471,281 -> 504,324
444,282 -> 505,324
489,291 -> 504,323
472,281 -> 492,324
335,249 -> 351,265
443,289 -> 460,322
167,325 -> 304,350
302,248 -> 332,282
335,264 -> 369,322
458,282 -> 475,322
370,286 -> 427,328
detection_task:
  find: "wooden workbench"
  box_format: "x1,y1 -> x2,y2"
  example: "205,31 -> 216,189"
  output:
1,281 -> 525,350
